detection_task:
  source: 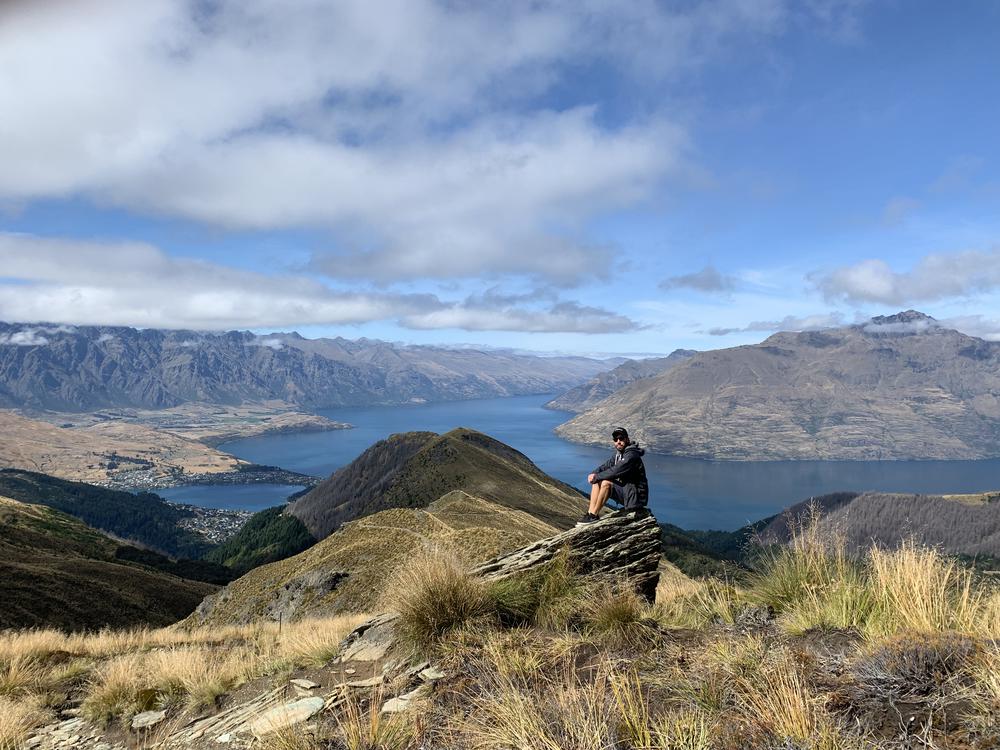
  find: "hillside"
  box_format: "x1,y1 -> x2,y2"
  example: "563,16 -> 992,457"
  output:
0,322 -> 611,411
557,311 -> 1000,460
757,490 -> 1000,562
187,491 -> 570,625
0,469 -> 214,558
0,409 -> 244,486
0,495 -> 217,629
545,349 -> 696,412
288,428 -> 586,538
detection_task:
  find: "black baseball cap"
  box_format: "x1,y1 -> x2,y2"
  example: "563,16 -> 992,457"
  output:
611,427 -> 629,441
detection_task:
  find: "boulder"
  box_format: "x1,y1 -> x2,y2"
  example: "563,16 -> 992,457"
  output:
471,510 -> 662,600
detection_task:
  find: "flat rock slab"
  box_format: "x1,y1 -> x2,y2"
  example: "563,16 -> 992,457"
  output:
132,709 -> 167,729
381,685 -> 430,714
248,697 -> 325,735
289,678 -> 320,689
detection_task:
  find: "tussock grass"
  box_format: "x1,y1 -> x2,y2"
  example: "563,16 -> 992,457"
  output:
385,550 -> 494,652
0,696 -> 44,750
81,654 -> 153,726
656,576 -> 742,628
334,686 -> 417,750
275,614 -> 369,668
0,654 -> 46,697
866,541 -> 982,637
581,581 -> 659,647
748,505 -> 1000,641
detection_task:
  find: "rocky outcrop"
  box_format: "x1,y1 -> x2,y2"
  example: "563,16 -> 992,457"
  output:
557,311 -> 1000,461
472,509 -> 662,601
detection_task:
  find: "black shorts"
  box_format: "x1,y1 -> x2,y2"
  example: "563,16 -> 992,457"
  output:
609,482 -> 642,509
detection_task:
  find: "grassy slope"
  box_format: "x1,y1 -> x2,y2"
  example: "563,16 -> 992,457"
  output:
0,496 -> 217,630
0,468 -> 212,558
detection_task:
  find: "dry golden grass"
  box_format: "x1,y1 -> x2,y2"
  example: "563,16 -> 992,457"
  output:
866,541 -> 982,637
655,576 -> 742,628
0,613 -> 370,729
274,614 -> 370,668
384,550 -> 493,652
0,696 -> 46,750
0,654 -> 47,697
334,686 -> 417,750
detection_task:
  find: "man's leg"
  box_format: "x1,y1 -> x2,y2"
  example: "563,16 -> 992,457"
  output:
588,480 -> 614,515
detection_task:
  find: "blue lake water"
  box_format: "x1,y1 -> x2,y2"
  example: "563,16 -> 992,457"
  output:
158,483 -> 306,511
162,394 -> 1000,531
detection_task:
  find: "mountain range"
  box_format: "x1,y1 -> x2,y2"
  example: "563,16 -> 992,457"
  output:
556,311 -> 1000,460
544,349 -> 696,412
0,322 -> 614,411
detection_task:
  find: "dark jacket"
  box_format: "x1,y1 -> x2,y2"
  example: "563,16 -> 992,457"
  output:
593,442 -> 648,505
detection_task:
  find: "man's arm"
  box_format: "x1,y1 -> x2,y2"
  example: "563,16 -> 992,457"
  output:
593,451 -> 640,482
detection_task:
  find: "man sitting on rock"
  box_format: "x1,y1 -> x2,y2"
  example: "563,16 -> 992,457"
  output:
578,426 -> 649,525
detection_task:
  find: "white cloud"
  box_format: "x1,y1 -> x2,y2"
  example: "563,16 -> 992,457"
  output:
0,232 -> 633,333
252,336 -> 285,350
940,315 -> 1000,342
403,300 -> 636,334
814,249 -> 1000,305
0,329 -> 50,346
706,312 -> 845,336
96,333 -> 115,343
0,0 -> 851,286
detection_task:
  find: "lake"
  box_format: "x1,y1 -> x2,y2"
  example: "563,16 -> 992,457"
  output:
162,394 -> 1000,530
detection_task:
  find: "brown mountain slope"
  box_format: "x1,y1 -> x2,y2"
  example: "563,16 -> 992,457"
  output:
288,428 -> 585,539
545,349 -> 696,412
557,311 -> 1000,460
758,491 -> 1000,560
0,496 -> 217,630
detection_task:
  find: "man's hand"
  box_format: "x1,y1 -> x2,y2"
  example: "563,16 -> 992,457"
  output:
587,472 -> 596,484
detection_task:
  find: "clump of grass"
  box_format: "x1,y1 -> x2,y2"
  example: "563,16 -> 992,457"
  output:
81,654 -> 155,726
581,581 -> 659,647
865,541 -> 982,638
650,709 -> 714,750
734,651 -> 817,744
275,614 -> 370,668
0,696 -> 43,750
970,640 -> 1000,727
385,550 -> 494,652
0,654 -> 46,697
747,505 -> 856,615
656,577 -> 743,629
334,686 -> 417,750
148,647 -> 251,711
487,550 -> 584,629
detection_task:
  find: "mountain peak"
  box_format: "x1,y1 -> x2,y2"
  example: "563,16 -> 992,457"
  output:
868,310 -> 936,326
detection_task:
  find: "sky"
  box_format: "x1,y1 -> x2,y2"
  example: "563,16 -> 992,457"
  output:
1,0 -> 999,357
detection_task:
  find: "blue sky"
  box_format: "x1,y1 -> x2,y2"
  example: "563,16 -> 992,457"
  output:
1,0 -> 999,356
